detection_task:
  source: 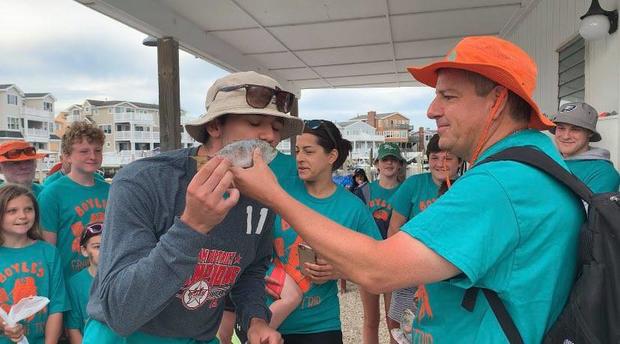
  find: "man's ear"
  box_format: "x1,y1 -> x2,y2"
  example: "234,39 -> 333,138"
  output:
490,86 -> 509,120
205,121 -> 223,139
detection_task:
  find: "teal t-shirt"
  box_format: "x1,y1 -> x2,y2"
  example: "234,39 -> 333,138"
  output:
38,176 -> 110,279
400,130 -> 584,343
269,151 -> 298,182
367,180 -> 400,238
565,159 -> 619,193
83,320 -> 219,344
273,178 -> 381,335
389,173 -> 439,220
65,268 -> 94,333
0,241 -> 70,344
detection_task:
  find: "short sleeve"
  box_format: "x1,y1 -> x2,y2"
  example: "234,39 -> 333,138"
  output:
401,170 -> 520,288
390,178 -> 415,219
38,188 -> 60,234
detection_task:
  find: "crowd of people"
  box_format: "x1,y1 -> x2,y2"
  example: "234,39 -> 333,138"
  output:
0,35 -> 619,344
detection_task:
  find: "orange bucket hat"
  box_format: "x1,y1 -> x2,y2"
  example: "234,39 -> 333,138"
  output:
407,36 -> 554,130
0,140 -> 47,163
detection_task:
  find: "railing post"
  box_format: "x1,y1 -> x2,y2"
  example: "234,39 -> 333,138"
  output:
157,37 -> 182,151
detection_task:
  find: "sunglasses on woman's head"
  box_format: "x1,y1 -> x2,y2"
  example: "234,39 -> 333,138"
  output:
304,119 -> 338,148
213,84 -> 295,114
1,147 -> 37,159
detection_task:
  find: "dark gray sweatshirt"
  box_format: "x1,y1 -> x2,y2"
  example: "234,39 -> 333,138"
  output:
87,147 -> 274,340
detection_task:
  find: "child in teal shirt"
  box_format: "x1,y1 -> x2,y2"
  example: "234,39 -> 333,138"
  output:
0,184 -> 70,344
65,222 -> 103,343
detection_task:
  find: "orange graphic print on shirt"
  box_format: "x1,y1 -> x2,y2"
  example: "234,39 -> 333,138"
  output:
0,277 -> 40,321
278,218 -> 312,293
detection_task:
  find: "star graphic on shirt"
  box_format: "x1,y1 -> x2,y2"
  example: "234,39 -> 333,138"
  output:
234,254 -> 241,264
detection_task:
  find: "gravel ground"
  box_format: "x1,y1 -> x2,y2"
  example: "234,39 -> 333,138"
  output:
339,282 -> 391,344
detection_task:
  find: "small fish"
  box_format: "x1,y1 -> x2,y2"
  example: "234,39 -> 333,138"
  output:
191,139 -> 277,170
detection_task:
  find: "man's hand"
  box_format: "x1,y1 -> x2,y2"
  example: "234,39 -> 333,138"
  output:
305,257 -> 342,284
247,318 -> 282,344
1,322 -> 25,343
232,149 -> 283,207
181,157 -> 239,234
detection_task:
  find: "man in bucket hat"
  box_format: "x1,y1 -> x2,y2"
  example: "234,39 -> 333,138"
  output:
232,36 -> 584,343
0,140 -> 47,196
84,71 -> 303,344
550,102 -> 619,192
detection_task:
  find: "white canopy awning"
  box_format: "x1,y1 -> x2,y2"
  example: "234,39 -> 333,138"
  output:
75,0 -> 537,94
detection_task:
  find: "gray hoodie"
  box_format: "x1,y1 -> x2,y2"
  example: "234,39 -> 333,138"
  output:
565,147 -> 611,161
87,147 -> 273,340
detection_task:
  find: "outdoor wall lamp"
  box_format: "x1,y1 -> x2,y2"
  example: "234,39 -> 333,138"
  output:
579,0 -> 618,40
142,36 -> 158,47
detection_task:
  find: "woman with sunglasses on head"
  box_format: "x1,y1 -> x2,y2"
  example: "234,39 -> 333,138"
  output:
268,119 -> 381,344
0,184 -> 70,344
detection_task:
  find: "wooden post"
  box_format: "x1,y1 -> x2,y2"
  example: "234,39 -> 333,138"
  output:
290,97 -> 299,157
157,37 -> 181,151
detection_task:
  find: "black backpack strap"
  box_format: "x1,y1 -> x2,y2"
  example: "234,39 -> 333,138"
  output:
461,146 -> 592,343
476,146 -> 593,203
462,288 -> 524,344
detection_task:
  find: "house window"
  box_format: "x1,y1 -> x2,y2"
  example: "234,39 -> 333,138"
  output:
7,95 -> 18,105
7,117 -> 20,130
72,109 -> 80,116
99,125 -> 112,134
44,102 -> 53,111
558,37 -> 585,106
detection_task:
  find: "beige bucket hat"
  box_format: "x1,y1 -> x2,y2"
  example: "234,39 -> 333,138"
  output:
185,71 -> 304,143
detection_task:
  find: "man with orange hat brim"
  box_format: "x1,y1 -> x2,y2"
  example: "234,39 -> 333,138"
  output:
0,140 -> 47,196
231,36 -> 584,343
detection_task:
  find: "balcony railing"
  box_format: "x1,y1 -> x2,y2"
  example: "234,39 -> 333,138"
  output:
24,128 -> 50,138
113,113 -> 154,123
115,131 -> 154,141
22,107 -> 53,119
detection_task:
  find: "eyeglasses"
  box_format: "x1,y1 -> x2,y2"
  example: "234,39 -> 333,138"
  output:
1,147 -> 37,159
80,222 -> 103,246
304,119 -> 338,149
214,84 -> 295,113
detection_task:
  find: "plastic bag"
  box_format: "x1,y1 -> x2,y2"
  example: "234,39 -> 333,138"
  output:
390,308 -> 415,344
0,296 -> 50,344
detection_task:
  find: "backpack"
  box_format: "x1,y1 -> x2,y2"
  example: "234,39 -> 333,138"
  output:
460,146 -> 620,344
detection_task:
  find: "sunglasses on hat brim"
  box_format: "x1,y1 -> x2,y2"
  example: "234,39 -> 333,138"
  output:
214,84 -> 295,114
1,147 -> 37,160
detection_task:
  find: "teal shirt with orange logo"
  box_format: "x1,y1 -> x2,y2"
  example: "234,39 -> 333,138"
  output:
401,130 -> 584,343
0,241 -> 70,344
367,180 -> 400,239
38,176 -> 109,279
390,173 -> 439,220
273,177 -> 381,334
65,268 -> 94,333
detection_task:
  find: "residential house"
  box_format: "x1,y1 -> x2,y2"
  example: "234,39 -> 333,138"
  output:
350,111 -> 410,148
337,120 -> 384,167
57,99 -> 197,174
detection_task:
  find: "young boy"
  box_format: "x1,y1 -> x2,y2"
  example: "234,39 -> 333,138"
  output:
66,222 -> 102,344
39,121 -> 109,280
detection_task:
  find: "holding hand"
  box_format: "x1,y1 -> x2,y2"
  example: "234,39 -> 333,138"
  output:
305,257 -> 342,285
181,157 -> 239,234
232,149 -> 283,207
1,321 -> 24,343
247,318 -> 283,344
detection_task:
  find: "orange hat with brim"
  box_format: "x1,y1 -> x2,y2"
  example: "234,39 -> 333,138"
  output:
407,36 -> 554,130
0,140 -> 47,163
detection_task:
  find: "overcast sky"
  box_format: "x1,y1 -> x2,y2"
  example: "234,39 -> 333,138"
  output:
0,0 -> 437,129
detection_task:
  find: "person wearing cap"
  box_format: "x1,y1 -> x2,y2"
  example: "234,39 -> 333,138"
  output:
0,140 -> 47,197
384,133 -> 460,341
232,36 -> 584,343
356,142 -> 404,344
550,102 -> 620,193
83,71 -> 303,344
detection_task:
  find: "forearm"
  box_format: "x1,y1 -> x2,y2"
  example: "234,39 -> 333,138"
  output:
44,313 -> 63,344
67,329 -> 83,344
387,212 -> 406,238
95,219 -> 207,335
231,257 -> 271,332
